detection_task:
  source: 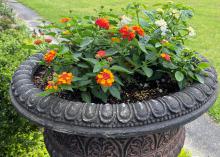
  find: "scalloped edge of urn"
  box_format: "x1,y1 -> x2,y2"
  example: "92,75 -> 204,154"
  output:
9,53 -> 218,137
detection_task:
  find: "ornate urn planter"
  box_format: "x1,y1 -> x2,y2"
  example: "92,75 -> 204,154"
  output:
10,53 -> 218,157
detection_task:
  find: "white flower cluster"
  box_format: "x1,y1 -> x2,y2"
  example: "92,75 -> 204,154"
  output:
187,26 -> 196,37
118,15 -> 132,27
155,19 -> 168,36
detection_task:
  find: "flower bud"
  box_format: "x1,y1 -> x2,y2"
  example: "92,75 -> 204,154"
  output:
106,57 -> 113,62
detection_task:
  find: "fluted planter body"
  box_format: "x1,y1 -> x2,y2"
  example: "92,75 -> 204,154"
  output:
10,53 -> 218,157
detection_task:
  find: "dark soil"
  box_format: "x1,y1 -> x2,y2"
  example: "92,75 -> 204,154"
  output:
33,66 -> 179,104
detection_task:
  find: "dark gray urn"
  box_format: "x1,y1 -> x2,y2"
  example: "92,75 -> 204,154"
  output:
10,53 -> 218,157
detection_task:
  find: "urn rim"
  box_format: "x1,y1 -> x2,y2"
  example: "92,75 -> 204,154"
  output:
10,53 -> 218,137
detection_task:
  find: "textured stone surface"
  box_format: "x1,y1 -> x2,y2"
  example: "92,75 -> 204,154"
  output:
44,127 -> 185,157
10,53 -> 218,137
185,114 -> 220,157
6,0 -> 42,30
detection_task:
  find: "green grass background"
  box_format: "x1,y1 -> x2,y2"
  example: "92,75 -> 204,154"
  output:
18,0 -> 220,122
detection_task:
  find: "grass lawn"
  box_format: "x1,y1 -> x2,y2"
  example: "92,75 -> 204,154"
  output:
18,0 -> 220,122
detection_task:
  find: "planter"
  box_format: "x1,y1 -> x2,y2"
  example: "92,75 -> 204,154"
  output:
10,53 -> 218,157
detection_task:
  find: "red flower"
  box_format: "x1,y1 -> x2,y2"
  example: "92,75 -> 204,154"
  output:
34,39 -> 43,45
132,25 -> 144,36
95,18 -> 110,30
60,17 -> 71,23
119,25 -> 135,41
45,38 -> 52,43
161,53 -> 171,61
96,50 -> 106,58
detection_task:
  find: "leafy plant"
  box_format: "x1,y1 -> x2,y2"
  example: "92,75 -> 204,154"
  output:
0,4 -> 48,154
0,0 -> 15,30
30,2 -> 209,103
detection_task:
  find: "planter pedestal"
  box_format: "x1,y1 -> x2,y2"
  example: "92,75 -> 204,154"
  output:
10,54 -> 218,157
44,127 -> 185,157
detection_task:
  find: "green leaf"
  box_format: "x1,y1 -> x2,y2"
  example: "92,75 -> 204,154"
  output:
115,76 -> 124,86
74,80 -> 92,87
139,18 -> 149,27
155,42 -> 162,48
72,52 -> 82,60
143,11 -> 155,22
93,62 -> 102,72
101,86 -> 109,93
177,80 -> 185,89
78,63 -> 89,68
195,74 -> 204,83
81,92 -> 91,103
79,37 -> 94,47
142,65 -> 153,77
91,88 -> 108,103
82,58 -> 98,65
109,86 -> 121,99
46,32 -> 56,36
60,85 -> 73,91
106,48 -> 118,56
73,76 -> 86,81
138,41 -> 148,54
175,71 -> 184,82
22,44 -> 36,49
197,62 -> 210,69
145,51 -> 157,62
60,46 -> 70,54
162,61 -> 178,69
145,44 -> 157,53
110,65 -> 133,74
37,90 -> 56,97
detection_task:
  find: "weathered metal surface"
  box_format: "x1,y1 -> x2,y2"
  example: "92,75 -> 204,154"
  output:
10,53 -> 218,137
44,127 -> 185,157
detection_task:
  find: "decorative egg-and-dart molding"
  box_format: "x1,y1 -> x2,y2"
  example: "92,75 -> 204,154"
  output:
9,53 -> 218,157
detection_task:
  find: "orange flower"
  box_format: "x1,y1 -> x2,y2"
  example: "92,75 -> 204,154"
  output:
111,37 -> 121,43
95,18 -> 110,30
45,81 -> 58,90
60,17 -> 71,23
132,25 -> 144,36
161,53 -> 171,61
45,38 -> 52,43
96,50 -> 106,58
57,72 -> 73,85
44,50 -> 57,63
119,25 -> 135,41
96,69 -> 114,87
34,39 -> 43,45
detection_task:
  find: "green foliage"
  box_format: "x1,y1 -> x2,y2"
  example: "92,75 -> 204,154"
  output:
0,0 -> 15,30
31,2 -> 209,103
178,148 -> 192,157
0,0 -> 13,17
18,0 -> 220,124
0,3 -> 49,155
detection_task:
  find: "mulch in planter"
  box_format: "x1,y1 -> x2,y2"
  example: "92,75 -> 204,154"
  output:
33,66 -> 179,104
